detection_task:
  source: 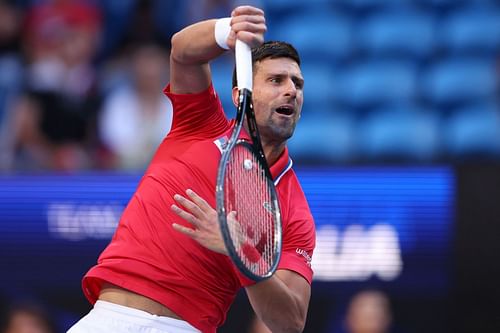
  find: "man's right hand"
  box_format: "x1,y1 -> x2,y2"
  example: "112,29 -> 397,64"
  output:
169,5 -> 267,95
226,5 -> 267,50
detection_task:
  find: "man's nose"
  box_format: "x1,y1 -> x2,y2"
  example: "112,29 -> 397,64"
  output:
284,78 -> 297,97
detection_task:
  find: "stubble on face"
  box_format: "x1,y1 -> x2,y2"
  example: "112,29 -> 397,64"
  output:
251,57 -> 304,147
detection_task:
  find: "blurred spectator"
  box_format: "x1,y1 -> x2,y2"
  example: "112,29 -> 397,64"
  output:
0,301 -> 57,333
98,0 -> 186,60
0,0 -> 23,126
0,94 -> 52,170
0,0 -> 20,52
344,290 -> 393,333
98,43 -> 172,170
1,0 -> 104,171
119,0 -> 174,49
23,0 -> 101,96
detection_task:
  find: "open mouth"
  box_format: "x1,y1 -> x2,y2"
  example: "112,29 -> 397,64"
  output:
275,105 -> 294,116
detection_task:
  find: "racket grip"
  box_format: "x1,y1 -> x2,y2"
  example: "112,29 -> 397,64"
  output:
235,40 -> 252,92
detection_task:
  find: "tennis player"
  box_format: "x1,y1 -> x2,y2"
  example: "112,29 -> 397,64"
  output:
68,5 -> 315,333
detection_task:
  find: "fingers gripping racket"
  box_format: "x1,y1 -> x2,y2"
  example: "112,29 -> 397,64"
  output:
216,40 -> 282,281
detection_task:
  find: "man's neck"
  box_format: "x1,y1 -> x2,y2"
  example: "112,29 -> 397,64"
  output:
263,142 -> 286,167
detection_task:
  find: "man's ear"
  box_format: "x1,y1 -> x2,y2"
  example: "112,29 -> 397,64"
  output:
231,87 -> 239,108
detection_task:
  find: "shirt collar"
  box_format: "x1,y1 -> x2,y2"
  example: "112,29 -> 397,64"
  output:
236,122 -> 293,186
270,147 -> 293,186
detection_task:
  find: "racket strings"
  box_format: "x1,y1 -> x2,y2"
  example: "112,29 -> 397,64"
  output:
225,144 -> 277,276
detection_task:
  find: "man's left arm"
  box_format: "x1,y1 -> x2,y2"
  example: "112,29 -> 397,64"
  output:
245,269 -> 310,333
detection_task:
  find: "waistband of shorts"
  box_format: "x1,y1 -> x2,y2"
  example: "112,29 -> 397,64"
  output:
93,300 -> 201,333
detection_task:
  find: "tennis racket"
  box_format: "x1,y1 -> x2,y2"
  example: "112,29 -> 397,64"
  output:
216,40 -> 282,281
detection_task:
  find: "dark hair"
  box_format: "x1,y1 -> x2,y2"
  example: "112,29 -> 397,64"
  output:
231,41 -> 301,88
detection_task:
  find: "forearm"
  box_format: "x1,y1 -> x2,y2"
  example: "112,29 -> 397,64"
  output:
169,6 -> 265,94
246,271 -> 310,333
170,19 -> 225,66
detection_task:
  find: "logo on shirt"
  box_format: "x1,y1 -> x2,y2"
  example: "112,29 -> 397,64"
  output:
296,248 -> 312,267
213,136 -> 229,153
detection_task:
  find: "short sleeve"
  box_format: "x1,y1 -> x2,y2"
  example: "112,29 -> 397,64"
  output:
279,218 -> 315,284
163,83 -> 229,139
277,175 -> 316,284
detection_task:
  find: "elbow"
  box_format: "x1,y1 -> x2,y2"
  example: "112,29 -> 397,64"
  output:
170,31 -> 202,65
282,322 -> 305,333
267,315 -> 306,333
297,318 -> 306,333
264,300 -> 308,333
290,317 -> 306,333
288,303 -> 307,333
170,32 -> 184,64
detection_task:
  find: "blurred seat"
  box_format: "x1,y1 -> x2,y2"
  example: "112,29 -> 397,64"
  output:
96,0 -> 136,59
334,60 -> 418,108
420,57 -> 498,106
357,105 -> 440,161
357,8 -> 436,58
288,110 -> 357,163
0,55 -> 23,127
334,0 -> 400,9
268,10 -> 353,61
439,5 -> 500,54
420,0 -> 497,10
443,103 -> 500,158
265,0 -> 332,14
210,56 -> 235,117
300,62 -> 336,107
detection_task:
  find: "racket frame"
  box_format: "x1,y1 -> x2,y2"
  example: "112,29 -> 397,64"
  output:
215,41 -> 282,281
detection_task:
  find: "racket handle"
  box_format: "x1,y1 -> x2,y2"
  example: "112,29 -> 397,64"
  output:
235,40 -> 252,92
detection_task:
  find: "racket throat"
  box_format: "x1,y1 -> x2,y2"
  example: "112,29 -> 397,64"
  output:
239,90 -> 269,167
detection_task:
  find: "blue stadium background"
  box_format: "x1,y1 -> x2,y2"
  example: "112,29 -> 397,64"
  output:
0,0 -> 499,332
210,0 -> 500,164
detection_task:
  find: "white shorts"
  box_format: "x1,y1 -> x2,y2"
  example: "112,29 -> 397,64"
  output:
67,300 -> 201,333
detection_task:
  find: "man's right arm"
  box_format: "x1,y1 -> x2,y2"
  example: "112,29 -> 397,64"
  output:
169,6 -> 267,95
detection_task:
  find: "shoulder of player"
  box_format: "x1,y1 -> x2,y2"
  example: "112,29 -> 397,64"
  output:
164,82 -> 219,110
276,168 -> 309,205
165,83 -> 230,138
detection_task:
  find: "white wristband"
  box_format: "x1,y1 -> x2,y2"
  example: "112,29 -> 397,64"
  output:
214,17 -> 231,50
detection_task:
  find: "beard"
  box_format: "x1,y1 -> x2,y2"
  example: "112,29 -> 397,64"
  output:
259,113 -> 298,145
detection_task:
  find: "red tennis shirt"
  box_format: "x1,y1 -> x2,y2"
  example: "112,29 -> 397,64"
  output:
82,84 -> 316,333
